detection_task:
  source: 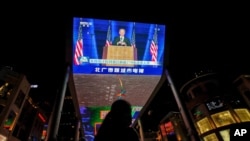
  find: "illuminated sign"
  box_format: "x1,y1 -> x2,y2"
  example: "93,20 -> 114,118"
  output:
206,97 -> 224,111
38,113 -> 46,123
165,122 -> 175,135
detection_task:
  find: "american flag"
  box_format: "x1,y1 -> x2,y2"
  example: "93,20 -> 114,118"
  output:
105,20 -> 112,47
74,21 -> 83,65
150,25 -> 158,62
131,22 -> 136,48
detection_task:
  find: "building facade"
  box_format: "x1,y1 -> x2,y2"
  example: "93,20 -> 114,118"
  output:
12,96 -> 47,141
0,67 -> 30,141
180,72 -> 250,141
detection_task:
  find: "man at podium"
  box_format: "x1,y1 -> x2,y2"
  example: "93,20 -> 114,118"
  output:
113,28 -> 131,46
102,28 -> 137,67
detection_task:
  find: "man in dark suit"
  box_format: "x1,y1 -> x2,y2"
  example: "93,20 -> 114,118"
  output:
113,28 -> 131,46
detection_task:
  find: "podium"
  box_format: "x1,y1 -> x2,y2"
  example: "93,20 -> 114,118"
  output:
102,45 -> 137,67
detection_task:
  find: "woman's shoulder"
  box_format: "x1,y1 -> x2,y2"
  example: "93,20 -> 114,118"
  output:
127,127 -> 140,141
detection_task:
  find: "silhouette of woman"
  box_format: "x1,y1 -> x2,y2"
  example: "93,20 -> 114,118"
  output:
94,99 -> 140,141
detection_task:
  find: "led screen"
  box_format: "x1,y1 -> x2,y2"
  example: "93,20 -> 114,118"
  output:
72,17 -> 167,141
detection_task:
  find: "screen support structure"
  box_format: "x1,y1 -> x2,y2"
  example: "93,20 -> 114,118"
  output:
165,68 -> 198,141
47,65 -> 70,141
138,119 -> 145,141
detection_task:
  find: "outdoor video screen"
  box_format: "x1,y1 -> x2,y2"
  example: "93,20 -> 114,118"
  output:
72,17 -> 166,140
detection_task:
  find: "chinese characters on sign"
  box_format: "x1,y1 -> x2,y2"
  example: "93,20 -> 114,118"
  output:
94,67 -> 144,74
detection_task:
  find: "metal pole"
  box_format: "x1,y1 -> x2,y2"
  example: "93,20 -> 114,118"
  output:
48,65 -> 70,141
45,93 -> 57,141
165,69 -> 197,141
75,119 -> 80,141
138,119 -> 144,141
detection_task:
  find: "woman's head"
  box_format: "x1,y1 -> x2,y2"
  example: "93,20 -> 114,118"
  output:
110,99 -> 132,126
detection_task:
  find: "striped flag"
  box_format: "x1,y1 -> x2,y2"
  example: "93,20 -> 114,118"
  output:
131,22 -> 136,48
105,20 -> 112,47
74,20 -> 83,65
150,24 -> 158,62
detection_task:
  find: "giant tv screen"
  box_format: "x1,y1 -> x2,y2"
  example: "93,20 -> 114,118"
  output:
72,17 -> 167,140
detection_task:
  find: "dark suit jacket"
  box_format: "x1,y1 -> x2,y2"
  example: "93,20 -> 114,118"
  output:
113,36 -> 131,46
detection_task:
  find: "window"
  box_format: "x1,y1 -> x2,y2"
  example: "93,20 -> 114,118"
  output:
191,104 -> 205,120
196,117 -> 213,134
229,96 -> 247,108
211,111 -> 236,128
203,133 -> 219,141
234,108 -> 250,122
192,86 -> 203,98
187,93 -> 193,101
204,82 -> 219,96
219,129 -> 230,141
15,90 -> 25,108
